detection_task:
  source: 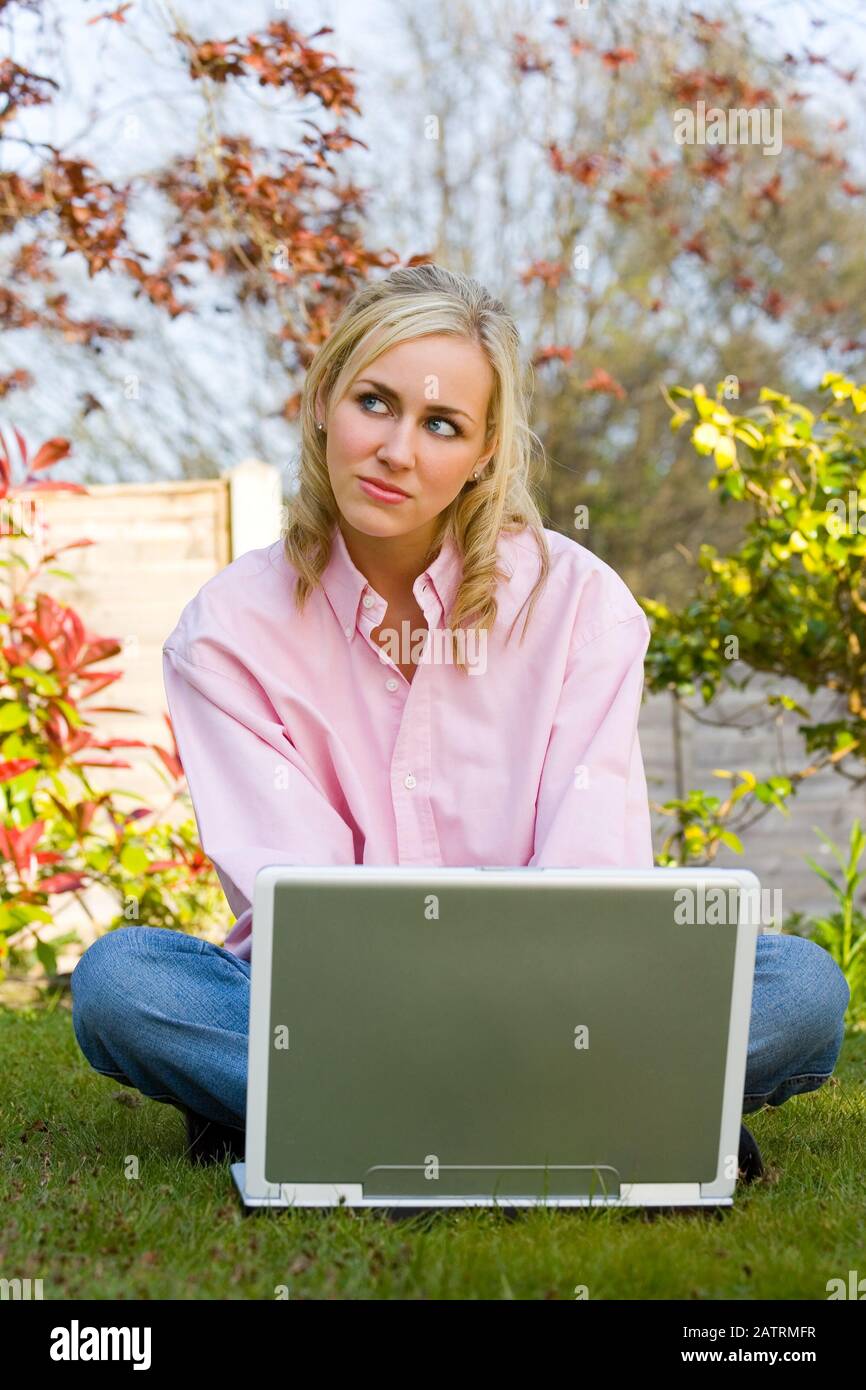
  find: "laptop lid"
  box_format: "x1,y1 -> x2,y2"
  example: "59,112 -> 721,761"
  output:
238,867 -> 760,1208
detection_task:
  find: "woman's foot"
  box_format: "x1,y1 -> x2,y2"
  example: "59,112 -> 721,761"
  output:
183,1107 -> 245,1165
738,1123 -> 764,1183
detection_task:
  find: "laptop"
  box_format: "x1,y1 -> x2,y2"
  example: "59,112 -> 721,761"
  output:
231,865 -> 766,1211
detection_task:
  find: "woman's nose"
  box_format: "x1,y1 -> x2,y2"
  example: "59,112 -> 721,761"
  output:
377,419 -> 418,467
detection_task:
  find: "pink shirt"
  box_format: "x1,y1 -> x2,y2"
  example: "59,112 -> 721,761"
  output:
161,523 -> 653,963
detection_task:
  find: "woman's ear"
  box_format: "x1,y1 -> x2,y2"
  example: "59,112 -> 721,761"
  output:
479,436 -> 498,471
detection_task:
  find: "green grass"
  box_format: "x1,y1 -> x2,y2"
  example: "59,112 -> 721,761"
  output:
1,990 -> 864,1300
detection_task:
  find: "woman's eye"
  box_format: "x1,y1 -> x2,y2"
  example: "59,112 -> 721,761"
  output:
357,393 -> 460,437
427,416 -> 459,438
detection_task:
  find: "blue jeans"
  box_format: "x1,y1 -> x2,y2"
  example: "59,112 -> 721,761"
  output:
69,926 -> 850,1132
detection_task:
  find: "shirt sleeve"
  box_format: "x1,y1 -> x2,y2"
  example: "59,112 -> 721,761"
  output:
162,643 -> 357,952
528,608 -> 654,869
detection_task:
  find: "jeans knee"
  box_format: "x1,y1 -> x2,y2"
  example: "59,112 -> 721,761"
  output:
780,934 -> 850,1053
71,927 -> 147,1037
803,934 -> 849,1013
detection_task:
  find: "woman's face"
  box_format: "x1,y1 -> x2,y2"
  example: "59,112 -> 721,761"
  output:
319,333 -> 496,547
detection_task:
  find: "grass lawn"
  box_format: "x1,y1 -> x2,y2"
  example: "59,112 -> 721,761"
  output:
1,987 -> 864,1301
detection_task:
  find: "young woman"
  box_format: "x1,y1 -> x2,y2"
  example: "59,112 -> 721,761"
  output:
71,264 -> 850,1169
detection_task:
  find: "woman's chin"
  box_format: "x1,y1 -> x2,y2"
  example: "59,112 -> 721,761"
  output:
338,502 -> 416,537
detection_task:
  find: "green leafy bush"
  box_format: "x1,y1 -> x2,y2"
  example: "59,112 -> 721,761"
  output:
0,429 -> 229,979
645,374 -> 866,864
783,820 -> 866,1032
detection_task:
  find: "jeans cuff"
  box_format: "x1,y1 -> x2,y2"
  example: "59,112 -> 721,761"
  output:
743,1071 -> 833,1108
88,1065 -> 180,1106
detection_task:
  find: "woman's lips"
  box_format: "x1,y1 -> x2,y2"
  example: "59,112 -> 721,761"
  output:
357,476 -> 411,504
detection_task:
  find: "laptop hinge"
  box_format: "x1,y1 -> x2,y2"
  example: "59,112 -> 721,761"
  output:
363,1164 -> 622,1200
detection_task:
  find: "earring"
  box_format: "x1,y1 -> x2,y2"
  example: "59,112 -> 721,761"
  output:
473,470 -> 480,479
317,421 -> 324,431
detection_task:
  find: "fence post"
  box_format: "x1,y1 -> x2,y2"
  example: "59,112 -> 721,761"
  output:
671,689 -> 685,802
228,458 -> 283,558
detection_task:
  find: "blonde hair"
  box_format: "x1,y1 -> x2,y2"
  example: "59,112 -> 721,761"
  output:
282,262 -> 550,668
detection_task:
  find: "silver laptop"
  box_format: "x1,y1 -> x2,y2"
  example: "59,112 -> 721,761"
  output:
231,866 -> 765,1210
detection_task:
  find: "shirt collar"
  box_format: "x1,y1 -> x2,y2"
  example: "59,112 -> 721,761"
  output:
321,523 -> 464,642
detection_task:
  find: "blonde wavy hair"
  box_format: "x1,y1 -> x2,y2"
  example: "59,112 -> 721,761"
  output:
282,262 -> 551,669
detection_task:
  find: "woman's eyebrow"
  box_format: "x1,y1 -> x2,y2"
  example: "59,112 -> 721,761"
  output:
354,378 -> 476,424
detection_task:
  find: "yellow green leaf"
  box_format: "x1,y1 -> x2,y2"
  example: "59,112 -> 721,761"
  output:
120,845 -> 149,876
692,422 -> 720,454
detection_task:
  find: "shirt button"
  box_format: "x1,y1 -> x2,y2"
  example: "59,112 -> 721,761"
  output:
344,624 -> 353,638
404,773 -> 417,789
362,594 -> 376,608
386,677 -> 399,691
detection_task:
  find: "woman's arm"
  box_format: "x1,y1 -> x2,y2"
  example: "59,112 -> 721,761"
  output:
162,643 -> 357,930
528,606 -> 653,869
